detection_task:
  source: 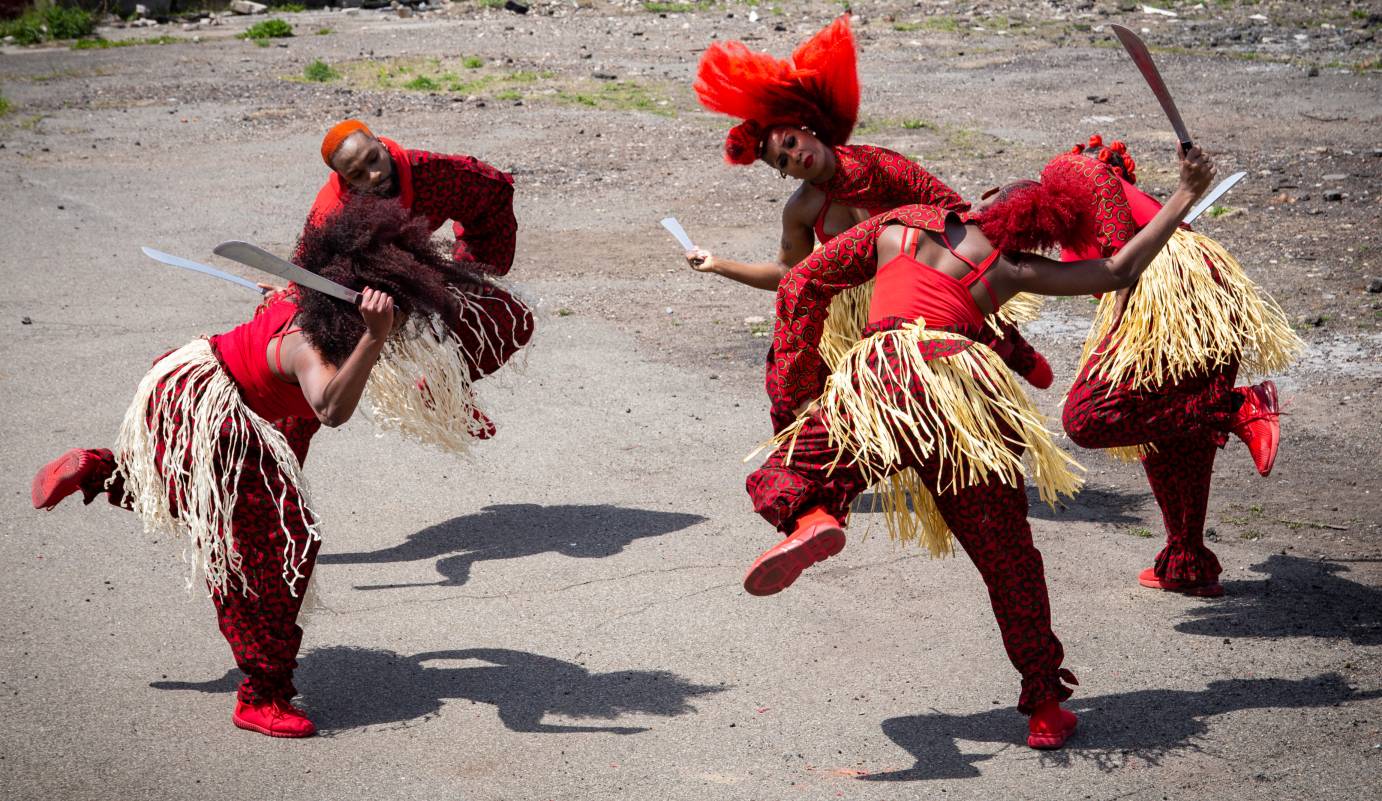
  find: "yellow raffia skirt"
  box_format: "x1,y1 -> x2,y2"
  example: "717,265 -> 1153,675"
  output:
762,322 -> 1084,556
113,339 -> 323,597
1073,229 -> 1303,461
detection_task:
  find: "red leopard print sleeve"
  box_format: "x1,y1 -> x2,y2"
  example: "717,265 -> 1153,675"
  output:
821,144 -> 970,215
767,203 -> 957,430
408,150 -> 518,276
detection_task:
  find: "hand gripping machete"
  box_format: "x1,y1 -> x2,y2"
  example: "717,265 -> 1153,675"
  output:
213,240 -> 362,305
1111,24 -> 1194,152
141,247 -> 267,295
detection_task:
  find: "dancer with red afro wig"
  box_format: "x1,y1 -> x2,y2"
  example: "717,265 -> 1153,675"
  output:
687,15 -> 1053,393
744,144 -> 1217,749
979,136 -> 1302,597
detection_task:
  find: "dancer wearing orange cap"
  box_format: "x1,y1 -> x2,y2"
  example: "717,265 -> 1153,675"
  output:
688,15 -> 1052,390
308,121 -> 532,426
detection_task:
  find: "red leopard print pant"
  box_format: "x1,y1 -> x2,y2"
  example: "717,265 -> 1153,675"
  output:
82,383 -> 323,705
746,339 -> 1074,714
1062,335 -> 1238,585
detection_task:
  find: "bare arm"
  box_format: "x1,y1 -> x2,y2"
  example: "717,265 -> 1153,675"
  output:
1000,147 -> 1214,300
289,288 -> 395,428
682,192 -> 817,291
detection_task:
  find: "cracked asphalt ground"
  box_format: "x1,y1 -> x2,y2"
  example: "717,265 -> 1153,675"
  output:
1,3 -> 1379,799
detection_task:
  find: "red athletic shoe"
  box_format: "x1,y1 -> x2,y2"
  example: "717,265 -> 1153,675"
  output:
1138,567 -> 1224,598
1024,352 -> 1054,390
743,507 -> 846,597
1230,380 -> 1280,477
1027,700 -> 1078,749
232,699 -> 317,738
31,449 -> 99,510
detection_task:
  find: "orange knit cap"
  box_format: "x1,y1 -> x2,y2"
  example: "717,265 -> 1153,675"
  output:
321,119 -> 374,167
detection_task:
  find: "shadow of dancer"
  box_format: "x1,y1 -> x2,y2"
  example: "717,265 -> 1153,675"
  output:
1024,483 -> 1147,525
318,503 -> 706,589
152,645 -> 723,734
1175,554 -> 1382,645
860,672 -> 1380,781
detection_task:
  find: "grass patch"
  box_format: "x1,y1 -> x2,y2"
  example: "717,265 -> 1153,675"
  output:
463,55 -> 484,69
0,92 -> 9,117
303,59 -> 340,82
555,80 -> 671,115
901,119 -> 935,130
239,19 -> 294,40
922,15 -> 959,33
642,1 -> 709,11
270,2 -> 307,11
1127,527 -> 1155,539
70,35 -> 184,50
476,0 -> 505,7
315,27 -> 333,35
494,89 -> 522,101
403,75 -> 441,91
0,6 -> 96,45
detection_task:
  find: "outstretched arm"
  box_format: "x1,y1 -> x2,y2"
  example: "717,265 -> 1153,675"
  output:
682,193 -> 818,291
290,288 -> 395,427
1002,147 -> 1214,300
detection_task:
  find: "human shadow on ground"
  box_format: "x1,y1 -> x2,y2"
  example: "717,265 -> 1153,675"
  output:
318,503 -> 706,590
152,646 -> 722,735
1175,554 -> 1382,645
1026,483 -> 1146,525
853,484 -> 1145,525
860,672 -> 1380,781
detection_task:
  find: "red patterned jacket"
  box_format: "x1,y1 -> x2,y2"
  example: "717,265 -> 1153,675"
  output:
818,144 -> 969,217
768,203 -> 975,430
305,138 -> 517,275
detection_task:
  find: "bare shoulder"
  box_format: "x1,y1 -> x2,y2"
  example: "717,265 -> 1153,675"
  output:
782,182 -> 825,228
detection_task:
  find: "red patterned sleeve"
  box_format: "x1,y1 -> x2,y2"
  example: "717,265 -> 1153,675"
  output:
409,151 -> 518,275
824,145 -> 970,214
766,215 -> 885,430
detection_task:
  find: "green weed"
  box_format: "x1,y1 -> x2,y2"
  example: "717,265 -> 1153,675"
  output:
303,59 -> 340,82
239,19 -> 294,40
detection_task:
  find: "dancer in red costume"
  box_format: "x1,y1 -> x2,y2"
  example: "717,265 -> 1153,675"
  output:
984,135 -> 1301,598
744,144 -> 1216,749
690,15 -> 1051,388
310,120 -> 532,399
30,199 -> 475,738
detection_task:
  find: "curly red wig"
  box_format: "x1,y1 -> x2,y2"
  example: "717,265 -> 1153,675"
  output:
694,14 -> 859,165
976,168 -> 1100,256
293,196 -> 468,366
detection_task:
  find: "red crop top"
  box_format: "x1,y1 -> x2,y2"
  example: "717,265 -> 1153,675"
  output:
867,225 -> 1000,333
208,299 -> 319,422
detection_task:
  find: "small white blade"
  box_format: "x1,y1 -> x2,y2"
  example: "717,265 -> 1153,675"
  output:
660,217 -> 697,252
1184,171 -> 1247,224
141,247 -> 266,294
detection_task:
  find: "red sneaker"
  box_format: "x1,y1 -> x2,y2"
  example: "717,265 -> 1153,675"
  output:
743,507 -> 846,597
31,449 -> 99,511
232,699 -> 317,738
1230,381 -> 1280,477
1024,352 -> 1054,390
1027,700 -> 1078,749
1138,566 -> 1224,598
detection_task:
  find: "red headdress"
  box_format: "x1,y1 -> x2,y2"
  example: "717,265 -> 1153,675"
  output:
1069,134 -> 1137,184
694,15 -> 860,165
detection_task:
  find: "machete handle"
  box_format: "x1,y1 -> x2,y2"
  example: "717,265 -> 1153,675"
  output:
1180,139 -> 1195,153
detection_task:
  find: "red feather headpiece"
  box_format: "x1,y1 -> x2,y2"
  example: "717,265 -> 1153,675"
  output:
694,15 -> 860,165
